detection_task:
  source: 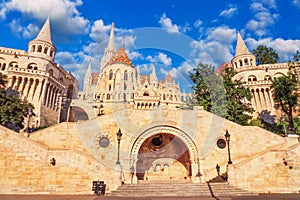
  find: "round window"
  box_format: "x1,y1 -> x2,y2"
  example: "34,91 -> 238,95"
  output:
99,137 -> 110,148
217,139 -> 226,149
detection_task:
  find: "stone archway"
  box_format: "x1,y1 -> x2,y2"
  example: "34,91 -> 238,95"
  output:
130,125 -> 200,182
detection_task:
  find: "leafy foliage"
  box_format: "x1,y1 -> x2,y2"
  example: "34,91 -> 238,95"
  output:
189,63 -> 253,125
189,62 -> 226,117
221,67 -> 253,125
252,45 -> 279,65
271,51 -> 300,133
0,73 -> 34,131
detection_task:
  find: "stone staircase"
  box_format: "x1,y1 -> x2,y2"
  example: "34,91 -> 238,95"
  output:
208,182 -> 255,197
109,181 -> 255,197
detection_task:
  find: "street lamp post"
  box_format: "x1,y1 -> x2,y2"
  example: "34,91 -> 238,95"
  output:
225,130 -> 232,164
116,128 -> 122,165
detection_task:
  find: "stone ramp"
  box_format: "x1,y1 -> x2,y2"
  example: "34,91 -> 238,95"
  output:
109,181 -> 255,197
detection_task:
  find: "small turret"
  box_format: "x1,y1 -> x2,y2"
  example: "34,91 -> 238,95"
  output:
28,17 -> 56,61
150,65 -> 158,86
231,32 -> 256,69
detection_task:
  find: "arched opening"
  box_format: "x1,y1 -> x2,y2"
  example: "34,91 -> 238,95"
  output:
135,133 -> 192,181
37,45 -> 42,53
68,106 -> 89,122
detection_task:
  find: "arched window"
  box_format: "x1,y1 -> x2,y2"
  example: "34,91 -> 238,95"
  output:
239,60 -> 243,67
109,84 -> 112,91
106,94 -> 110,100
1,63 -> 6,71
49,69 -> 53,76
143,91 -> 149,96
124,70 -> 128,81
248,75 -> 257,82
31,45 -> 36,52
264,75 -> 272,81
44,47 -> 48,54
9,61 -> 18,68
109,70 -> 113,80
116,69 -> 121,80
170,95 -> 173,101
244,58 -> 249,66
50,49 -> 54,57
37,45 -> 42,53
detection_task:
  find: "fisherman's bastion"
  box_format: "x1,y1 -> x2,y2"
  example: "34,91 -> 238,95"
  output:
0,18 -> 299,197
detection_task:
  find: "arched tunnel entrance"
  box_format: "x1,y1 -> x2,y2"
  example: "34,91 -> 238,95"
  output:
136,133 -> 192,181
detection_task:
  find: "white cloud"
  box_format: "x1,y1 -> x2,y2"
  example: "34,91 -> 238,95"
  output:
89,20 -> 111,42
260,0 -> 277,8
159,13 -> 180,33
246,2 -> 279,36
55,51 -> 99,90
127,51 -> 143,60
190,26 -> 236,67
9,19 -> 39,38
293,0 -> 300,8
0,0 -> 89,39
219,6 -> 238,18
246,37 -> 300,61
146,53 -> 172,66
137,63 -> 154,74
193,19 -> 203,28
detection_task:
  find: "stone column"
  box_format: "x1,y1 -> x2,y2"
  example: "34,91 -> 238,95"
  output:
258,89 -> 267,111
254,89 -> 261,112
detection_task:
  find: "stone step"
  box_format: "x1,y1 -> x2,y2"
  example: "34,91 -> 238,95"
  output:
209,183 -> 255,196
110,182 -> 211,197
109,182 -> 256,197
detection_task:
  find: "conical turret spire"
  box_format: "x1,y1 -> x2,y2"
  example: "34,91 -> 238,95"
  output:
107,22 -> 115,51
34,17 -> 53,44
85,60 -> 92,77
150,65 -> 158,86
235,32 -> 250,56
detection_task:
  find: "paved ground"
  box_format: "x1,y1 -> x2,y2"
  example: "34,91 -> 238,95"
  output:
0,194 -> 299,200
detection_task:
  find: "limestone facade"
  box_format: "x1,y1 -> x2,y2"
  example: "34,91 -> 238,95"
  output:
230,33 -> 289,120
0,105 -> 299,194
0,18 -> 79,128
79,23 -> 190,110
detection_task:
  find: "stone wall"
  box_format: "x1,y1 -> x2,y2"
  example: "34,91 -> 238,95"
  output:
0,106 -> 299,194
0,126 -> 114,194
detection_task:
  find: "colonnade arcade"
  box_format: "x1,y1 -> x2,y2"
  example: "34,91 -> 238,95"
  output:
250,87 -> 275,113
130,125 -> 200,182
9,75 -> 63,111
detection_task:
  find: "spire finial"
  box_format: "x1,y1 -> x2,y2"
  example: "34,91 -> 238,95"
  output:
107,22 -> 115,51
34,17 -> 53,44
235,32 -> 251,56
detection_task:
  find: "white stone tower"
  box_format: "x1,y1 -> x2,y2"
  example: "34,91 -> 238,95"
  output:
28,17 -> 56,61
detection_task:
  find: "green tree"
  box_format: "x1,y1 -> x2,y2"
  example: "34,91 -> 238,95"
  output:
252,45 -> 279,65
222,67 -> 253,125
293,50 -> 300,62
189,62 -> 226,117
189,63 -> 253,125
0,73 -> 34,131
271,52 -> 300,133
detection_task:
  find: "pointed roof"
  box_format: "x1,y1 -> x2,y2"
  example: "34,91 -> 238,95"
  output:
34,17 -> 53,44
166,72 -> 173,83
85,60 -> 92,77
235,32 -> 250,56
108,47 -> 134,68
107,22 -> 115,51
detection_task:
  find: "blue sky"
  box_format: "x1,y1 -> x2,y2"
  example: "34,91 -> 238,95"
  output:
0,0 -> 300,91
